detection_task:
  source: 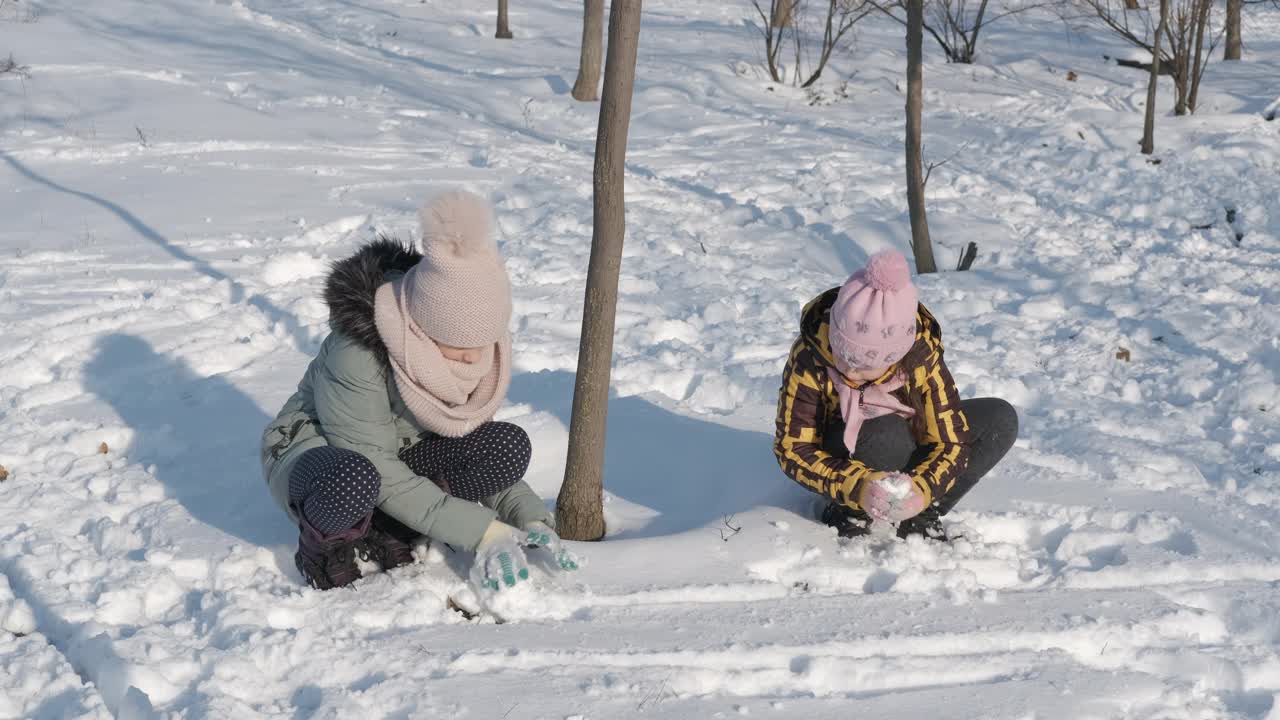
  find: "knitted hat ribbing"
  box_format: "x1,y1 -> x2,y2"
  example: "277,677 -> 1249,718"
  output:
828,249 -> 919,370
402,191 -> 512,348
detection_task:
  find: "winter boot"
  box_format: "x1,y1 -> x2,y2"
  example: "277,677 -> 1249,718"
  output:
896,507 -> 949,541
356,509 -> 417,570
294,512 -> 371,590
820,502 -> 873,538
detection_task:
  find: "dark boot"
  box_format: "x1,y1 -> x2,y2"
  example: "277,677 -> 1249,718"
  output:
356,509 -> 417,571
820,502 -> 873,538
896,507 -> 949,541
294,512 -> 370,590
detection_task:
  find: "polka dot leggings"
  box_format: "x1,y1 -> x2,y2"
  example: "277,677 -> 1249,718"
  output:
398,421 -> 532,502
288,447 -> 381,537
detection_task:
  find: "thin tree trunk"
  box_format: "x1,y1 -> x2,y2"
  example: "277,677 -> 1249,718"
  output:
771,0 -> 793,28
496,0 -> 513,39
1173,65 -> 1188,115
1141,0 -> 1168,154
1168,16 -> 1190,115
1186,0 -> 1210,111
905,0 -> 937,274
765,31 -> 783,83
558,0 -> 643,542
962,0 -> 993,63
1223,0 -> 1241,60
801,0 -> 836,87
572,0 -> 606,101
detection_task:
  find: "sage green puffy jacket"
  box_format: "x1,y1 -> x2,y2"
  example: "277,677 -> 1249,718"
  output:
260,239 -> 552,551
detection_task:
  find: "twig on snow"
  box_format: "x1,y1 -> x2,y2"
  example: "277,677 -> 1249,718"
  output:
717,515 -> 743,542
0,53 -> 30,79
636,672 -> 673,711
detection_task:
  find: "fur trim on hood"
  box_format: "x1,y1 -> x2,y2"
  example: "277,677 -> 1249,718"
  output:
323,236 -> 422,367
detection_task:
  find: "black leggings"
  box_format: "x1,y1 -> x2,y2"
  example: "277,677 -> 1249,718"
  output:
288,421 -> 532,536
822,397 -> 1018,515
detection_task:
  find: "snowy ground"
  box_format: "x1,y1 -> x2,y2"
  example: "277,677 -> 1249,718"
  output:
3,0 -> 1280,717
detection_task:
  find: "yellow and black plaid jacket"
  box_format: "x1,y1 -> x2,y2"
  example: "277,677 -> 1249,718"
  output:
773,288 -> 970,510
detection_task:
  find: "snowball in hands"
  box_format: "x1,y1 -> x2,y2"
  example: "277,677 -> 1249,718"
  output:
470,521 -> 529,593
860,472 -> 926,523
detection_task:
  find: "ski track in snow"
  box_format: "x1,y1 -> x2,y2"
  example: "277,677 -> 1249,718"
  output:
2,0 -> 1280,717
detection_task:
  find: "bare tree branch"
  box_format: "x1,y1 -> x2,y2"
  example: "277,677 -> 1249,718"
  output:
921,140 -> 971,188
870,0 -> 1057,62
716,515 -> 743,542
750,0 -> 873,87
1076,0 -> 1218,115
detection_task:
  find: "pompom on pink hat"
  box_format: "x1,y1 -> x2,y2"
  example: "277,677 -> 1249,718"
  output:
828,249 -> 919,371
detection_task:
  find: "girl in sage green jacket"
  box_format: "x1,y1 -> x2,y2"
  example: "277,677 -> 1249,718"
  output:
262,192 -> 576,591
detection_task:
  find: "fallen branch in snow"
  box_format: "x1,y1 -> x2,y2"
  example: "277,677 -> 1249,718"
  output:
635,672 -> 673,711
0,53 -> 30,79
717,515 -> 743,542
956,241 -> 978,271
1103,54 -> 1173,75
1190,207 -> 1245,244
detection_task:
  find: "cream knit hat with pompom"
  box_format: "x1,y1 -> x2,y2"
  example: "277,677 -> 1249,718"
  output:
396,191 -> 512,347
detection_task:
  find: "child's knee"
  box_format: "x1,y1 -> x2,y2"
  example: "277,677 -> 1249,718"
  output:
310,450 -> 382,507
986,398 -> 1019,444
478,421 -> 532,477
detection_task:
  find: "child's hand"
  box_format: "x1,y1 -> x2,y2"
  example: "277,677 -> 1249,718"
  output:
470,521 -> 530,593
859,472 -> 926,523
523,521 -> 580,572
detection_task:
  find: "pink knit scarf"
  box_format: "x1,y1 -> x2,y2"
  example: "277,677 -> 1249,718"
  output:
826,367 -> 916,456
374,279 -> 511,438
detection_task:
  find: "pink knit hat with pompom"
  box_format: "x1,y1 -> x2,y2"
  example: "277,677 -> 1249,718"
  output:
828,249 -> 919,370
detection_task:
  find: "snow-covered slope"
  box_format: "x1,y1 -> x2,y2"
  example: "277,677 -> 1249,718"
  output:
2,0 -> 1279,717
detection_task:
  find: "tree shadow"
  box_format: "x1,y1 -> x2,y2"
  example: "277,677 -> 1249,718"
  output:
509,370 -> 808,540
543,74 -> 571,95
0,151 -> 312,353
83,333 -> 293,549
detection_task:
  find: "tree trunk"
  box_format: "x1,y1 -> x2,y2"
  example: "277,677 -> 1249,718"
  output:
496,0 -> 513,39
1223,0 -> 1241,60
905,0 -> 937,274
1173,65 -> 1188,116
771,0 -> 793,28
1167,15 -> 1189,116
1186,0 -> 1210,112
572,0 -> 606,101
1141,0 -> 1168,154
961,0 -> 993,63
557,0 -> 643,542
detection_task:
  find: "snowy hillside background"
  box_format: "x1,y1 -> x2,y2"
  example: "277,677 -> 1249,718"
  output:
3,0 -> 1280,717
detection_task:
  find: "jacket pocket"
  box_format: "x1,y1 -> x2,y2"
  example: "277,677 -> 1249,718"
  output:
267,418 -> 313,461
